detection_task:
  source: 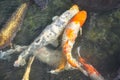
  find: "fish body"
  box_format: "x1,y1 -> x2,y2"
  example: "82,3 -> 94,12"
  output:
49,11 -> 87,74
34,45 -> 65,67
29,4 -> 79,50
62,11 -> 87,68
79,56 -> 105,80
14,5 -> 79,67
0,3 -> 29,49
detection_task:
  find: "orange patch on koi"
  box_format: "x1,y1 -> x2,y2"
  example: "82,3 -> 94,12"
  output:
79,57 -> 100,75
70,10 -> 87,27
66,54 -> 78,68
66,28 -> 76,41
63,41 -> 71,54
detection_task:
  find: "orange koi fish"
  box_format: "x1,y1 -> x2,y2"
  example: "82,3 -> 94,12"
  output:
0,3 -> 29,49
62,11 -> 87,68
50,10 -> 87,74
77,47 -> 105,80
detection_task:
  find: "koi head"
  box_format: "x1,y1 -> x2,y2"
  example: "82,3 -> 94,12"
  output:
69,4 -> 79,14
70,4 -> 79,11
70,10 -> 87,27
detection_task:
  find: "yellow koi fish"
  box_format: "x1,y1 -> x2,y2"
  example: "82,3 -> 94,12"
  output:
0,3 -> 29,49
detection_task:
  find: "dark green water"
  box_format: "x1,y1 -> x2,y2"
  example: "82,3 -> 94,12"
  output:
0,0 -> 120,80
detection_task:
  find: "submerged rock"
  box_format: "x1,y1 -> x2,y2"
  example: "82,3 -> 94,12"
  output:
33,0 -> 49,9
72,0 -> 120,12
113,68 -> 120,80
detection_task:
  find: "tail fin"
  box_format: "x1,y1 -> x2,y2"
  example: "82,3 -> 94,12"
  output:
77,46 -> 105,80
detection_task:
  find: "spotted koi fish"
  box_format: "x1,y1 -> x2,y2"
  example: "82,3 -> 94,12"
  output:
77,47 -> 105,80
0,3 -> 29,49
14,5 -> 79,67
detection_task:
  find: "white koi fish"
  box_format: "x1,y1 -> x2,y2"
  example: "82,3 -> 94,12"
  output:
14,5 -> 79,67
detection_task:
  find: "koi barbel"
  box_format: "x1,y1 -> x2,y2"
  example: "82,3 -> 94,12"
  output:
0,3 -> 29,49
14,5 -> 79,67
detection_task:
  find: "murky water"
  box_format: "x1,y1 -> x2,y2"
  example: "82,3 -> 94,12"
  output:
0,0 -> 120,80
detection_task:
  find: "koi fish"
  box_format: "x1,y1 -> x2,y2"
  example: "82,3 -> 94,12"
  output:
49,10 -> 87,74
77,47 -> 105,80
0,3 -> 29,49
14,5 -> 79,67
62,10 -> 87,68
